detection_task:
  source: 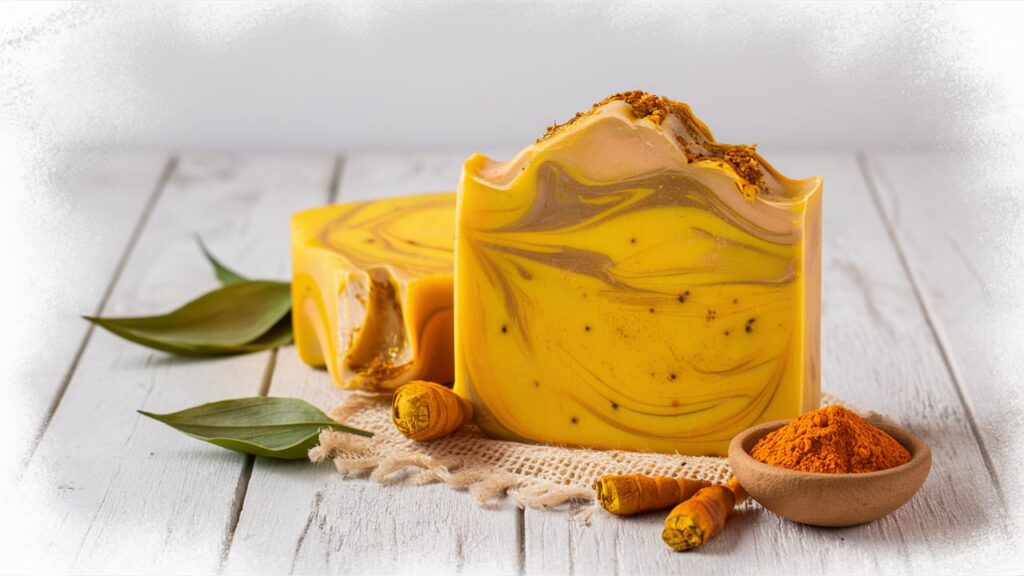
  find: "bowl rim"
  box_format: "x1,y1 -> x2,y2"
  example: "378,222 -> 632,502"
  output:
728,417 -> 931,480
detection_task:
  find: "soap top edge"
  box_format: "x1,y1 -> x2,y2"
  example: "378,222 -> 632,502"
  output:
291,190 -> 456,280
290,190 -> 457,225
531,90 -> 820,200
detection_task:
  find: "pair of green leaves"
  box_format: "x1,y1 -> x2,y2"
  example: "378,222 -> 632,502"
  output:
140,397 -> 372,459
85,238 -> 294,356
93,239 -> 374,458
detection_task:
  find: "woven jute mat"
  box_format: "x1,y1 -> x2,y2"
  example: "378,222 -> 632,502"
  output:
310,393 -> 842,518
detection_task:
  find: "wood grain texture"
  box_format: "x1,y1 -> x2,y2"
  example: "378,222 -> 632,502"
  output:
0,152 -> 169,497
522,152 -> 1011,574
224,350 -> 521,575
224,152 -> 521,575
863,152 -> 1024,553
3,151 -> 1017,574
0,155 -> 336,575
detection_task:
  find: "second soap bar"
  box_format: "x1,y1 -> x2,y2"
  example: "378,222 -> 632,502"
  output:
454,92 -> 822,455
292,192 -> 455,391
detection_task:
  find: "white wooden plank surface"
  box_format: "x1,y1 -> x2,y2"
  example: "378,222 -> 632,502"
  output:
0,154 -> 336,575
224,152 -> 523,575
3,150 -> 1018,575
336,149 -> 512,201
863,152 -> 1024,545
522,152 -> 1010,574
0,151 -> 169,497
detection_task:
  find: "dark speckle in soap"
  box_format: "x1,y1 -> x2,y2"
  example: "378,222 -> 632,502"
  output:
611,402 -> 619,410
571,417 -> 579,424
501,324 -> 508,334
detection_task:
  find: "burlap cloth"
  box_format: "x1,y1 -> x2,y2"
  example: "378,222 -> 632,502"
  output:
310,393 -> 842,518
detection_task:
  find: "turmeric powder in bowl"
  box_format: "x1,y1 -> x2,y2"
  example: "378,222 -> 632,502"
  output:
750,405 -> 910,473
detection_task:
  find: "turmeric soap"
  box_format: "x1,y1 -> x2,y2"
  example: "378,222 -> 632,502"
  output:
291,192 -> 455,391
454,92 -> 822,455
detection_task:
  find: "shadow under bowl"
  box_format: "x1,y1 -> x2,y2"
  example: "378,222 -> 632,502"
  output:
728,418 -> 931,527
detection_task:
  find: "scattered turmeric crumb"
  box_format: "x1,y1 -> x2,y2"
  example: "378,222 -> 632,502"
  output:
538,91 -> 674,143
536,90 -> 766,196
351,356 -> 412,390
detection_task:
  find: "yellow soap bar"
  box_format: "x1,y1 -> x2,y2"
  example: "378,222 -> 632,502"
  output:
291,192 -> 455,391
454,92 -> 822,455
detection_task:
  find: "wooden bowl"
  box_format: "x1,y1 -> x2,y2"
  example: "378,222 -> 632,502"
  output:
728,418 -> 931,527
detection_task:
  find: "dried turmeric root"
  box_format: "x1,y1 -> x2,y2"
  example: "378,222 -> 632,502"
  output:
662,477 -> 748,551
392,380 -> 472,441
595,474 -> 711,516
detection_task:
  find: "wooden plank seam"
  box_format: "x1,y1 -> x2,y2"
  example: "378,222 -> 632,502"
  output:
856,152 -> 1007,507
218,155 -> 346,572
26,155 -> 180,475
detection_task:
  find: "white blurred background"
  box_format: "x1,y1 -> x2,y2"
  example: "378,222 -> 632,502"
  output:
2,1 -> 1022,155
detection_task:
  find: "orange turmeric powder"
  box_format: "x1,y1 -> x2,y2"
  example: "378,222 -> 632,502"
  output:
595,474 -> 711,516
751,405 -> 910,473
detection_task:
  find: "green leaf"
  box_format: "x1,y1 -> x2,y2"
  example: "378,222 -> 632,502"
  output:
87,313 -> 294,357
86,280 -> 292,350
196,236 -> 249,286
139,397 -> 372,459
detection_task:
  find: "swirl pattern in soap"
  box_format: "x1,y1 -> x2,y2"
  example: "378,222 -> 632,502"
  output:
315,192 -> 454,279
456,159 -> 820,455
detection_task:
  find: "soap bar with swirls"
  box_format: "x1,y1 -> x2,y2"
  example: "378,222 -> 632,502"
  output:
453,92 -> 822,455
291,192 -> 455,391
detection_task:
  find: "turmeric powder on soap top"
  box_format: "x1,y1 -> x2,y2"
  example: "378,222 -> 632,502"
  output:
751,405 -> 910,473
